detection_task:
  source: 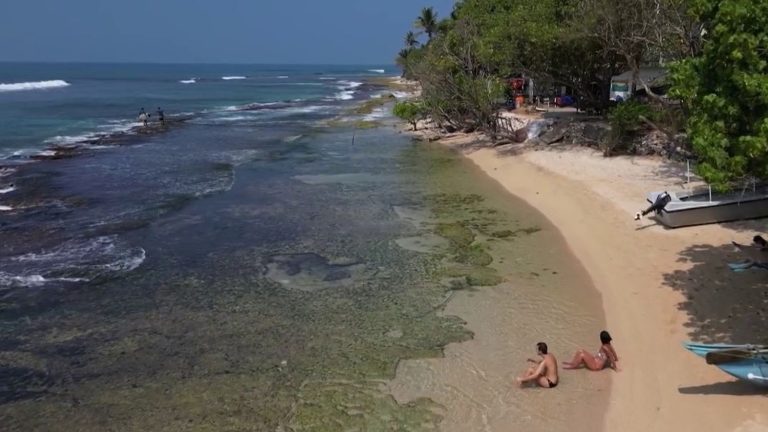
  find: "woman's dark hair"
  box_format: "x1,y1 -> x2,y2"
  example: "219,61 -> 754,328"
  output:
753,235 -> 767,247
536,342 -> 548,354
600,330 -> 613,344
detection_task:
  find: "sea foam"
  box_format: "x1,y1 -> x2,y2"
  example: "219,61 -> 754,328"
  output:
0,168 -> 15,177
334,81 -> 363,100
338,81 -> 363,89
224,101 -> 282,111
44,134 -> 98,145
335,91 -> 356,100
0,80 -> 70,92
222,76 -> 247,80
0,235 -> 146,288
180,78 -> 197,84
368,69 -> 386,74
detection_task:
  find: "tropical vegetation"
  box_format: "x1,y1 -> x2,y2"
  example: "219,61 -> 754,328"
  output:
396,0 -> 768,188
393,101 -> 426,131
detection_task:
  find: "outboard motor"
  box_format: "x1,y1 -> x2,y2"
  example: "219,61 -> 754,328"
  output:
635,192 -> 671,220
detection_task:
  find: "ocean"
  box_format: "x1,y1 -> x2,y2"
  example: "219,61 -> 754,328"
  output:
0,63 -> 605,431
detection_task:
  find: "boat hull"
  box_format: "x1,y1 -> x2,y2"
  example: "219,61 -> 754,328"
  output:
683,342 -> 764,357
648,192 -> 768,228
683,342 -> 768,386
714,360 -> 768,386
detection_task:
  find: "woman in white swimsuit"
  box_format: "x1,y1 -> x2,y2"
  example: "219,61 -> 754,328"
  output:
563,330 -> 620,371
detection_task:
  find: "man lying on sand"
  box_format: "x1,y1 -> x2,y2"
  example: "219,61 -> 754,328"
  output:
729,235 -> 768,271
516,342 -> 559,388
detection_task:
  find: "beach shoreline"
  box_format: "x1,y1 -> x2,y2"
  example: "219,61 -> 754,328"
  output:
387,142 -> 610,432
409,123 -> 768,431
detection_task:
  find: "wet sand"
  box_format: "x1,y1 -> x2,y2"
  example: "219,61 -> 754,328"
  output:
424,134 -> 768,431
389,144 -> 610,432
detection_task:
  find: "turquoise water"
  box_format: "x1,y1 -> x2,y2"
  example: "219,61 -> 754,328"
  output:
0,63 -> 394,157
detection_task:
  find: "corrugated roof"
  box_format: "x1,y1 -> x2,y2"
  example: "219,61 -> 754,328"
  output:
612,68 -> 667,86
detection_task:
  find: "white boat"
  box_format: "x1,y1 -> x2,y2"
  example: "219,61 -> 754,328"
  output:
637,185 -> 768,228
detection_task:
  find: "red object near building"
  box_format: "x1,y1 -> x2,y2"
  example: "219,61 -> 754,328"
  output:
509,78 -> 525,91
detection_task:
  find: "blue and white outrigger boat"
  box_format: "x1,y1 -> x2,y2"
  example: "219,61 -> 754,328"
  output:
683,342 -> 768,387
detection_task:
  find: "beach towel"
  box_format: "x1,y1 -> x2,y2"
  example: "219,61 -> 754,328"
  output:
727,261 -> 768,272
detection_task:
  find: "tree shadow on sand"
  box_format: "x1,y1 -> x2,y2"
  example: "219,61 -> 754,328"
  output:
663,242 -> 768,344
662,242 -> 768,395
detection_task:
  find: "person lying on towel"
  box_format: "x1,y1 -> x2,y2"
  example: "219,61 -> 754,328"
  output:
729,235 -> 768,271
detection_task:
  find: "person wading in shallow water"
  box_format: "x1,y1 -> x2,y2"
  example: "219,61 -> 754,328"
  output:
138,107 -> 149,127
516,342 -> 559,388
156,107 -> 165,125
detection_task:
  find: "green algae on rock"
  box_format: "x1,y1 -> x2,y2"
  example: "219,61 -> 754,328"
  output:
453,243 -> 493,267
289,380 -> 443,432
435,222 -> 475,247
349,94 -> 396,115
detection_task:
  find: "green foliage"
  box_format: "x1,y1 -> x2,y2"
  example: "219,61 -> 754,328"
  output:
395,46 -> 425,80
450,0 -> 564,77
397,0 -> 633,129
407,15 -> 507,134
609,101 -> 654,134
396,0 -> 768,188
404,31 -> 419,48
393,101 -> 426,130
415,7 -> 439,40
603,101 -> 654,156
669,0 -> 768,187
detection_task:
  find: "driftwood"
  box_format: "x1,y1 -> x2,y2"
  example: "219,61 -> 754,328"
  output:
497,117 -> 516,136
496,117 -> 530,143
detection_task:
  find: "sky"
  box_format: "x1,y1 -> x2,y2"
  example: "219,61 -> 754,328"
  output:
0,0 -> 456,64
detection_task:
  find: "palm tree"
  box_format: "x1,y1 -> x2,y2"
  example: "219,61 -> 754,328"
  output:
396,48 -> 412,68
414,7 -> 438,41
405,31 -> 419,48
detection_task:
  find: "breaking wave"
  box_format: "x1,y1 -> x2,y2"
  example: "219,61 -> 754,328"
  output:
222,76 -> 247,80
334,80 -> 363,101
0,236 -> 146,289
224,102 -> 285,111
0,80 -> 71,92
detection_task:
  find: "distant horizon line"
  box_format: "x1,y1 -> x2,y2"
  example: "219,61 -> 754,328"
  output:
0,60 -> 397,67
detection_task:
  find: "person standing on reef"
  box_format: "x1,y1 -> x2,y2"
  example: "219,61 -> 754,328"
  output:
138,108 -> 148,127
156,107 -> 165,125
516,342 -> 559,388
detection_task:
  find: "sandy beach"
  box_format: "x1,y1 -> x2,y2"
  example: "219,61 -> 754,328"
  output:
391,120 -> 768,431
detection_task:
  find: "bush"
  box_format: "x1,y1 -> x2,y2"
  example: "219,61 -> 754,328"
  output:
668,0 -> 768,188
602,101 -> 654,156
393,101 -> 425,131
